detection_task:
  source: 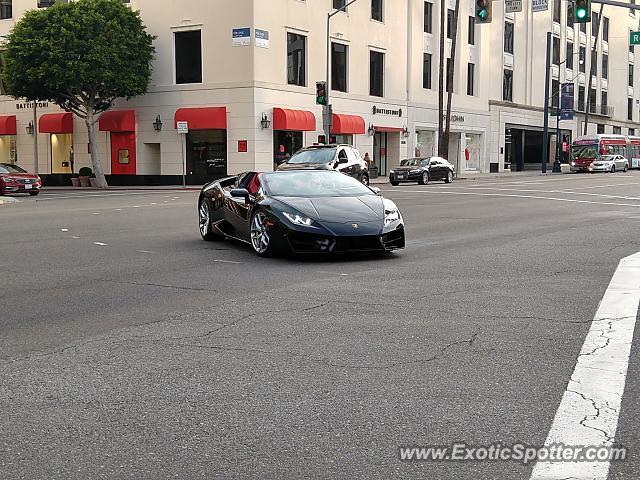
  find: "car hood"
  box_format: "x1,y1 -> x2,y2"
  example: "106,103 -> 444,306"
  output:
273,195 -> 384,222
277,162 -> 332,171
0,172 -> 39,179
394,165 -> 423,172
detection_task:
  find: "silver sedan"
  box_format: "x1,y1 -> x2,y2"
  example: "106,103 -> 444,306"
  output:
589,155 -> 629,173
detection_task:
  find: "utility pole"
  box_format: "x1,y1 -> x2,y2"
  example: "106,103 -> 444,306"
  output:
542,31 -> 551,174
437,0 -> 445,156
582,3 -> 604,135
32,104 -> 38,174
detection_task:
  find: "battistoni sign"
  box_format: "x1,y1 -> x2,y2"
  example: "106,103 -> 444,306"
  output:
16,102 -> 49,109
373,105 -> 403,117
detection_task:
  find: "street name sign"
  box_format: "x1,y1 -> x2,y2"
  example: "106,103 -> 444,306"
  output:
631,31 -> 640,46
176,121 -> 189,134
506,0 -> 523,13
532,0 -> 548,12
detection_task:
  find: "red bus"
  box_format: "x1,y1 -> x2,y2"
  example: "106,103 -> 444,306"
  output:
627,136 -> 640,169
570,135 -> 629,172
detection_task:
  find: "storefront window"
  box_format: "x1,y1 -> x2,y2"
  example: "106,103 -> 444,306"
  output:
415,130 -> 436,158
187,130 -> 227,184
465,133 -> 482,171
274,130 -> 303,167
332,134 -> 353,145
0,134 -> 16,164
51,133 -> 73,174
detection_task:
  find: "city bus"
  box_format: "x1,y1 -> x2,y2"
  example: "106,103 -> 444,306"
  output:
570,135 -> 630,172
627,136 -> 640,169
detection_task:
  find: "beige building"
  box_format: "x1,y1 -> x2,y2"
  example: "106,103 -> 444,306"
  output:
0,0 -> 637,183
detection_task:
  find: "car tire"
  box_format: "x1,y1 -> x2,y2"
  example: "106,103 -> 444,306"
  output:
390,181 -> 399,186
29,191 -> 39,196
418,172 -> 429,185
250,210 -> 277,257
445,170 -> 454,183
198,198 -> 223,241
361,173 -> 370,186
611,165 -> 616,173
624,164 -> 629,172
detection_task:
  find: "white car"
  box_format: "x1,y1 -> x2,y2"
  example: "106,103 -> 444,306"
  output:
589,154 -> 629,173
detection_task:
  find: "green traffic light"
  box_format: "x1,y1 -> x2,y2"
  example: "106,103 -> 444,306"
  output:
576,8 -> 587,19
478,9 -> 487,19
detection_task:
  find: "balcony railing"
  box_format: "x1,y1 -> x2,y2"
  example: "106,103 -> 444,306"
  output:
575,102 -> 614,117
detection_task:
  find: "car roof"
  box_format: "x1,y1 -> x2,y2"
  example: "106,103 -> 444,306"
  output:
302,144 -> 353,149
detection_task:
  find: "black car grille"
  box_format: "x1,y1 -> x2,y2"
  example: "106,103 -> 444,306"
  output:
287,229 -> 404,253
382,228 -> 405,249
18,179 -> 33,184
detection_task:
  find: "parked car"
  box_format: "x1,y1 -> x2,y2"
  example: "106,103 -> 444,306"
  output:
389,157 -> 455,186
277,144 -> 370,186
0,163 -> 42,196
197,170 -> 405,257
589,154 -> 629,173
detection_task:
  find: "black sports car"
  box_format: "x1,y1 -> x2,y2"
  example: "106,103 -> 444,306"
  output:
389,157 -> 455,185
198,170 -> 405,256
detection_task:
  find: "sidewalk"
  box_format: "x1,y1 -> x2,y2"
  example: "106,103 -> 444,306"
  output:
369,170 -> 567,185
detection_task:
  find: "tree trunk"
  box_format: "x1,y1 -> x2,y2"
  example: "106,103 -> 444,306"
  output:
583,3 -> 604,135
437,0 -> 445,156
444,0 -> 461,162
86,110 -> 108,188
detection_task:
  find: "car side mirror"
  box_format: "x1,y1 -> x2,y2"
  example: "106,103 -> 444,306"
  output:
231,188 -> 251,202
370,186 -> 381,195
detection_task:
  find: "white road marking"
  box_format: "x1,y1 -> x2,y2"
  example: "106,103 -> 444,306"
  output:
318,271 -> 350,276
115,208 -> 122,211
453,186 -> 640,201
530,251 -> 640,480
213,259 -> 244,264
137,250 -> 157,254
93,242 -> 108,246
71,236 -> 80,239
60,228 -> 69,232
93,212 -> 101,215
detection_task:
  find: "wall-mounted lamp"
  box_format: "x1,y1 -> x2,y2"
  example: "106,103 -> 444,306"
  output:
402,126 -> 410,138
26,121 -> 34,135
261,113 -> 271,129
367,123 -> 376,136
152,115 -> 163,132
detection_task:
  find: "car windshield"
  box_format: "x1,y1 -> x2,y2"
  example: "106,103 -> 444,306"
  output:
0,164 -> 27,174
262,171 -> 374,197
400,158 -> 421,166
286,148 -> 337,165
601,155 -> 615,161
571,145 -> 598,159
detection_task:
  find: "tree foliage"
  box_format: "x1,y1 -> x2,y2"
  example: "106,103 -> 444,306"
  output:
3,0 -> 155,119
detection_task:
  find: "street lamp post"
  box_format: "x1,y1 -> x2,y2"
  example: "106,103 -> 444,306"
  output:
325,0 -> 360,143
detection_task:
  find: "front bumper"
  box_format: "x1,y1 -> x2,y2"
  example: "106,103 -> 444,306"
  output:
2,184 -> 40,193
589,165 -> 613,172
286,227 -> 405,254
390,172 -> 420,183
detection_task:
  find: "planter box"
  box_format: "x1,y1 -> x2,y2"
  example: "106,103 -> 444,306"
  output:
79,176 -> 91,187
89,178 -> 98,188
71,178 -> 81,187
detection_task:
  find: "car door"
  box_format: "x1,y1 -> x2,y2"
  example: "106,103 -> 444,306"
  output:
617,155 -> 626,170
225,172 -> 254,239
429,158 -> 443,179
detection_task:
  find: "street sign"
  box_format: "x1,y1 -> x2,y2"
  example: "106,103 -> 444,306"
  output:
532,0 -> 548,12
560,83 -> 574,121
176,121 -> 188,134
505,0 -> 522,13
631,31 -> 640,46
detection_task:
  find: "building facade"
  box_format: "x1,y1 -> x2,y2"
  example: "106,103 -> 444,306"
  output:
0,0 -> 637,184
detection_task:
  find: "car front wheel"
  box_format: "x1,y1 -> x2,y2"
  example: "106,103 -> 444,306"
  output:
445,171 -> 454,183
418,171 -> 429,185
610,165 -> 616,173
250,210 -> 277,257
361,173 -> 370,186
29,191 -> 39,196
624,164 -> 629,172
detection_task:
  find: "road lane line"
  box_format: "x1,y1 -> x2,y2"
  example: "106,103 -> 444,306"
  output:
530,251 -> 640,480
93,242 -> 108,246
449,186 -> 640,201
213,259 -> 244,264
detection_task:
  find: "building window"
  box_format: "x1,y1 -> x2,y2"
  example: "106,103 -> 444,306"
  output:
552,36 -> 560,65
331,42 -> 348,92
37,0 -> 55,7
424,1 -> 433,33
613,126 -> 621,134
566,42 -> 574,70
553,0 -> 561,23
446,58 -> 453,93
287,32 -> 306,87
175,30 -> 202,85
371,0 -> 383,21
467,63 -> 475,96
0,0 -> 11,19
578,85 -> 585,111
468,16 -> 475,45
591,50 -> 597,76
567,2 -> 574,26
423,53 -> 432,89
589,88 -> 596,113
629,64 -> 634,87
629,98 -> 634,120
601,90 -> 608,113
579,46 -> 586,73
602,53 -> 608,79
551,79 -> 559,109
333,0 -> 347,11
503,69 -> 513,101
630,128 -> 635,136
602,17 -> 609,42
592,12 -> 599,36
504,21 -> 514,54
447,9 -> 455,39
597,124 -> 605,134
370,50 -> 384,97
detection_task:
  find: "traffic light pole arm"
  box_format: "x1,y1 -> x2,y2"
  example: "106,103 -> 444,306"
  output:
592,0 -> 640,9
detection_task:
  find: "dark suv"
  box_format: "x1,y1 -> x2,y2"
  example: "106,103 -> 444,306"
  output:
277,145 -> 370,186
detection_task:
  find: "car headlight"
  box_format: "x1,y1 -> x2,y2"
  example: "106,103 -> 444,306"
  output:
389,170 -> 395,175
283,212 -> 314,226
383,199 -> 401,226
410,169 -> 421,173
571,161 -> 576,166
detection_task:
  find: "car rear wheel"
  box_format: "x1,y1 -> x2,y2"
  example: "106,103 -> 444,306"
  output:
390,180 -> 399,186
445,171 -> 454,183
610,165 -> 616,173
251,210 -> 277,257
418,172 -> 429,185
29,191 -> 39,196
361,173 -> 370,186
624,164 -> 629,172
199,198 -> 223,241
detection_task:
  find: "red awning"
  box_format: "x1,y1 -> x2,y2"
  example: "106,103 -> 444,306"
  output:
374,126 -> 404,133
99,110 -> 136,132
331,114 -> 365,135
0,115 -> 17,135
174,107 -> 227,130
39,113 -> 73,134
273,108 -> 316,132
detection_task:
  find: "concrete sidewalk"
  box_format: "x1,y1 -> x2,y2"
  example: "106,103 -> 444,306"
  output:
369,170 -> 567,185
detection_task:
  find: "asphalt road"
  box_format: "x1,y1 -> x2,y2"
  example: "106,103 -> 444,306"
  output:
1,172 -> 639,480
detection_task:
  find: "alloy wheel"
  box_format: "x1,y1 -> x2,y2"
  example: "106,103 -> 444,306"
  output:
199,200 -> 210,237
251,212 -> 270,254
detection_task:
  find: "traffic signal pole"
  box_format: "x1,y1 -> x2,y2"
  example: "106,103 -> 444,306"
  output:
542,31 -> 551,174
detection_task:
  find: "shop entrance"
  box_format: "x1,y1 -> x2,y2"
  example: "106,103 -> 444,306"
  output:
273,130 -> 303,167
186,129 -> 227,185
110,132 -> 136,175
373,131 -> 387,177
50,133 -> 73,174
0,135 -> 17,164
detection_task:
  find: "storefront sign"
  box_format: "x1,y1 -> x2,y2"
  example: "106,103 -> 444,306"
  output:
232,28 -> 251,47
442,114 -> 465,123
16,101 -> 49,110
505,0 -> 522,12
532,0 -> 548,12
238,140 -> 248,152
255,29 -> 269,48
372,105 -> 402,117
176,121 -> 189,134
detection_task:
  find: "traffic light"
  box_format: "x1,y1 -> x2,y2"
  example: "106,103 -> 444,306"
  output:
316,81 -> 327,106
574,0 -> 591,23
475,0 -> 492,24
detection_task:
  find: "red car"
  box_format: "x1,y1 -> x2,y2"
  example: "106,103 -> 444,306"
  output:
0,163 -> 42,196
